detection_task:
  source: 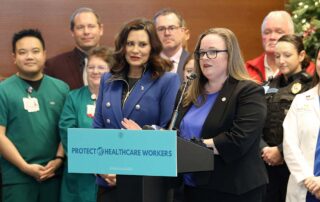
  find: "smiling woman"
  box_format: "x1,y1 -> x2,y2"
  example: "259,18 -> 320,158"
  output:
92,18 -> 180,202
58,46 -> 113,202
124,29 -> 151,74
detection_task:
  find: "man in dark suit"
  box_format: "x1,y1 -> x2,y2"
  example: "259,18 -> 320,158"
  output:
153,8 -> 190,83
45,7 -> 104,89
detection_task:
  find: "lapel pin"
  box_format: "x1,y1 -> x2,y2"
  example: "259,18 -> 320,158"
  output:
135,104 -> 141,110
106,102 -> 111,108
141,86 -> 144,91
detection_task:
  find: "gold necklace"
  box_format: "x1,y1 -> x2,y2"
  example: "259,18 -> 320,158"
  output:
122,79 -> 140,107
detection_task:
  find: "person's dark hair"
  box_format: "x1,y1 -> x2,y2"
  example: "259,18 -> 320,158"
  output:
277,34 -> 310,69
12,29 -> 45,53
312,46 -> 320,86
153,8 -> 186,27
70,7 -> 101,30
88,46 -> 115,67
112,18 -> 170,79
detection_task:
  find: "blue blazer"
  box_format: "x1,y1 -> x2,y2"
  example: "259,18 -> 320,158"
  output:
93,69 -> 180,130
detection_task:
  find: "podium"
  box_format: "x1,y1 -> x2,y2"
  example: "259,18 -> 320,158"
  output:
116,136 -> 214,202
68,129 -> 214,202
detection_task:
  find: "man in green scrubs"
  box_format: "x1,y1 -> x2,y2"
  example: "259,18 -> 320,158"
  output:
0,29 -> 69,202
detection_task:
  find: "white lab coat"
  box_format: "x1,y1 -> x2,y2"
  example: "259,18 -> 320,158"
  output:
283,84 -> 320,202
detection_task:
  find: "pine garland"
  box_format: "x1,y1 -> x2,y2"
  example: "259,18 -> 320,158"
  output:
286,0 -> 320,59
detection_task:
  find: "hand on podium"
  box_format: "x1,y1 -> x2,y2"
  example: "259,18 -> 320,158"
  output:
122,118 -> 164,131
202,138 -> 219,155
190,137 -> 207,147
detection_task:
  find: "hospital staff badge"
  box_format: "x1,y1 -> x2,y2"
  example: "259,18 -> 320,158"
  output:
87,104 -> 95,118
291,82 -> 302,94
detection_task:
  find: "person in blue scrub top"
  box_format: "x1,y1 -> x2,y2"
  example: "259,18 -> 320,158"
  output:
283,47 -> 320,202
59,46 -> 113,202
92,18 -> 180,202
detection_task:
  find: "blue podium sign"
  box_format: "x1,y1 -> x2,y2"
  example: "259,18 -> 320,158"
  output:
68,128 -> 177,177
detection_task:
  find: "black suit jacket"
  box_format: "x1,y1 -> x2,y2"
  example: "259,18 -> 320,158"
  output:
174,77 -> 268,195
45,48 -> 84,90
176,49 -> 190,83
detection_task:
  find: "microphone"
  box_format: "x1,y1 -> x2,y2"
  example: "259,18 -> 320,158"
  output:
186,72 -> 197,80
142,125 -> 155,130
143,73 -> 197,131
168,72 -> 197,130
142,125 -> 163,130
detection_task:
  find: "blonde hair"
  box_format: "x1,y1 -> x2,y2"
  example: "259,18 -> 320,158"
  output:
183,28 -> 252,107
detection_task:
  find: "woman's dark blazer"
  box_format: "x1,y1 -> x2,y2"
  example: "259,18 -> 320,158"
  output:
174,77 -> 268,195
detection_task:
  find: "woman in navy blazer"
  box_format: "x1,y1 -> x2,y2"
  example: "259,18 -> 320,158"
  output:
174,28 -> 268,202
92,18 -> 180,202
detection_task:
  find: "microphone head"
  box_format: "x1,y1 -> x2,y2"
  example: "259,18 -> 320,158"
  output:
187,72 -> 197,80
142,125 -> 163,130
142,125 -> 155,130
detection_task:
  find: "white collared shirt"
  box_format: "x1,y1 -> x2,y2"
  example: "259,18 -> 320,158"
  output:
161,47 -> 183,73
82,57 -> 88,86
264,55 -> 279,80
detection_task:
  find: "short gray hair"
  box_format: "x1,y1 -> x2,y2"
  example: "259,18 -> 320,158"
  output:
261,11 -> 294,34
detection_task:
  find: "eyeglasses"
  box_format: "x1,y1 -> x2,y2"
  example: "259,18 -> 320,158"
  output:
87,65 -> 109,72
156,25 -> 181,33
195,49 -> 228,59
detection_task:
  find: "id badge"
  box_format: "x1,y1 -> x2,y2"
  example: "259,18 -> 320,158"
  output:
23,97 -> 40,112
87,104 -> 95,118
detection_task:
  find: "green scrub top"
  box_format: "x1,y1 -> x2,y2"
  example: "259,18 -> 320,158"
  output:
0,75 -> 69,184
59,86 -> 97,202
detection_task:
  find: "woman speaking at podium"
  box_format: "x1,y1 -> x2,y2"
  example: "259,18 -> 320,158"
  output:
173,28 -> 268,202
92,18 -> 180,202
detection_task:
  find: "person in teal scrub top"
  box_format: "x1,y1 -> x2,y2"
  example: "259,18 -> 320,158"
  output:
0,29 -> 69,202
59,46 -> 114,202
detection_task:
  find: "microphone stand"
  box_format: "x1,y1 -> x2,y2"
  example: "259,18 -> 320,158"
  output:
168,79 -> 191,130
